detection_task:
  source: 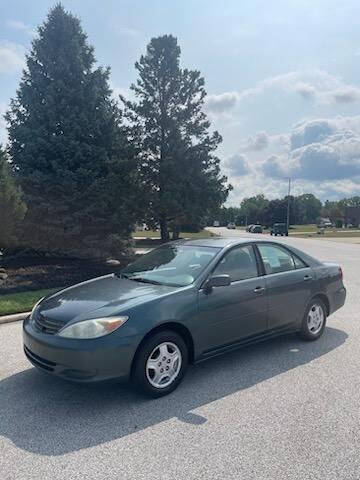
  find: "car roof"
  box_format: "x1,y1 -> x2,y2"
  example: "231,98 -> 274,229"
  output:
175,237 -> 322,266
180,237 -> 266,248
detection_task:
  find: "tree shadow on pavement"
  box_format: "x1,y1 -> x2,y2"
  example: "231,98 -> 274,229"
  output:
0,327 -> 347,456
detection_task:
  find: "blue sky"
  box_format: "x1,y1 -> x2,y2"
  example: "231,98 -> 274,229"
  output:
1,0 -> 360,203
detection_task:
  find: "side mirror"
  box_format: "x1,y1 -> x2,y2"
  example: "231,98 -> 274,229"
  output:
205,274 -> 231,292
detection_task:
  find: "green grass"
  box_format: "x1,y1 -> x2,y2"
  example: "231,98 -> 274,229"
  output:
292,231 -> 360,239
132,229 -> 217,239
0,288 -> 60,316
289,224 -> 317,233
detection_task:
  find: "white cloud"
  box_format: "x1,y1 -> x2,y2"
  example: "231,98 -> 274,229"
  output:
240,131 -> 269,151
0,41 -> 25,74
226,115 -> 360,204
330,86 -> 360,104
206,70 -> 360,114
224,154 -> 249,177
6,20 -> 36,36
262,115 -> 360,181
205,91 -> 239,113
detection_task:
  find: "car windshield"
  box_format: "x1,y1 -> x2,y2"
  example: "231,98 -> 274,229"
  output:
121,244 -> 220,286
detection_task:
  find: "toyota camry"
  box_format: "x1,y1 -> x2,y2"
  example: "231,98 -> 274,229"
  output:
23,238 -> 346,397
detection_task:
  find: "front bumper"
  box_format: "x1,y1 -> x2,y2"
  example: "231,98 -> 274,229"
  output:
23,316 -> 143,383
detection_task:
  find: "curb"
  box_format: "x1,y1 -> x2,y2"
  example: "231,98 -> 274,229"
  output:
0,311 -> 31,325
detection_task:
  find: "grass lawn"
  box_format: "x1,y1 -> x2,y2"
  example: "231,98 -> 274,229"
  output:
133,229 -> 218,239
292,230 -> 360,239
0,288 -> 60,316
289,224 -> 317,233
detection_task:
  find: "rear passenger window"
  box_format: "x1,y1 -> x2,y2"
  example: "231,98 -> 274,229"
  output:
258,244 -> 295,274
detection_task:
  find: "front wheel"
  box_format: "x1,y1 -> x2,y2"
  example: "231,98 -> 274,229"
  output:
298,298 -> 327,341
132,330 -> 188,397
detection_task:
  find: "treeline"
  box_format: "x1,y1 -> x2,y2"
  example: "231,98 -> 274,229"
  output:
0,4 -> 230,258
212,194 -> 360,227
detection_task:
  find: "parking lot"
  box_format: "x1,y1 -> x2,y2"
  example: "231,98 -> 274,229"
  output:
1,230 -> 359,480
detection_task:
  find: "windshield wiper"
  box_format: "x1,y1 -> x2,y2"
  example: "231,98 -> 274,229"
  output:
116,272 -> 163,285
129,277 -> 163,285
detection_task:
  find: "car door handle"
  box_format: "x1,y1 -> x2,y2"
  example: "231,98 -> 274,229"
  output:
254,286 -> 265,294
304,275 -> 312,281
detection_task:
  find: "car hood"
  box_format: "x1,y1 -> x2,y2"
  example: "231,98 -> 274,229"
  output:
37,274 -> 178,324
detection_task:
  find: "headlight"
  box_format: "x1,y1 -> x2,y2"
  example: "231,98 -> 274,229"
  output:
57,316 -> 128,339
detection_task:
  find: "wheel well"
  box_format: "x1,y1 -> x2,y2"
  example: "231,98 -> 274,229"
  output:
312,294 -> 330,316
131,322 -> 195,377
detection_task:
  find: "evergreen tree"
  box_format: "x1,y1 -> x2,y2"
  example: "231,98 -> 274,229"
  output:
0,146 -> 27,248
121,35 -> 231,241
6,4 -> 137,258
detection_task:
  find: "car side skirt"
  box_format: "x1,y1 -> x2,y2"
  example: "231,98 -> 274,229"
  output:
195,324 -> 299,363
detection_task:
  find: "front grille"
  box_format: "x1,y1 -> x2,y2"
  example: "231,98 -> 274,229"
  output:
33,311 -> 65,335
24,346 -> 56,372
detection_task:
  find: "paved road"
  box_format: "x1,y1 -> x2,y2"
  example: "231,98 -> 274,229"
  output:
1,229 -> 360,480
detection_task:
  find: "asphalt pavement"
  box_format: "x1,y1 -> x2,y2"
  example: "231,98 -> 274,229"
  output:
1,228 -> 359,479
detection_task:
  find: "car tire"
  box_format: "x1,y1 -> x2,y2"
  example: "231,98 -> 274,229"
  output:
132,330 -> 188,398
298,297 -> 327,341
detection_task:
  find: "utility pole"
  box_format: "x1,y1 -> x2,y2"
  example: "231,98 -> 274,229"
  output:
286,177 -> 291,232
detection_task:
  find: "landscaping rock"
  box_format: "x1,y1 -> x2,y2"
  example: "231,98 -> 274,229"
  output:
0,268 -> 7,285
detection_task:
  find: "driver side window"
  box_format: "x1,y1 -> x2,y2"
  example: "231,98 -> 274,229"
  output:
213,245 -> 258,282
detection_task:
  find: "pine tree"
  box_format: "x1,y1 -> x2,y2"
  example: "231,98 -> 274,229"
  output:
121,35 -> 231,241
6,4 -> 137,258
0,146 -> 27,248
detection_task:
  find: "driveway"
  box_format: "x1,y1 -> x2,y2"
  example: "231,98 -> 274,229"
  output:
0,229 -> 359,479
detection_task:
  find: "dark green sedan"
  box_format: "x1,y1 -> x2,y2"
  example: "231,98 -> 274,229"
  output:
23,238 -> 346,397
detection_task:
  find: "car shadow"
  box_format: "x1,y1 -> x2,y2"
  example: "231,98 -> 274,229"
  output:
0,327 -> 347,456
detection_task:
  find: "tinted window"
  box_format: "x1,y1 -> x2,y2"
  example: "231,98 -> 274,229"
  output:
213,245 -> 258,282
258,244 -> 295,274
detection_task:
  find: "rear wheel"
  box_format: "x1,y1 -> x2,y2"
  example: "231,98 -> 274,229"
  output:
132,330 -> 188,397
298,298 -> 327,341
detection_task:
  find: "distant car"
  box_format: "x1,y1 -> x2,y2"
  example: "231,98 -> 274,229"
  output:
270,223 -> 288,236
23,238 -> 346,397
246,224 -> 254,232
227,223 -> 236,229
251,225 -> 263,233
318,222 -> 333,229
213,221 -> 220,227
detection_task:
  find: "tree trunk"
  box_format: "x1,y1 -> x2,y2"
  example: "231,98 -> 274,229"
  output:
172,225 -> 180,240
160,216 -> 169,242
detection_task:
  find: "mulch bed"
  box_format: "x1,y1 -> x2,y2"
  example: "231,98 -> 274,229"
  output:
0,256 -> 133,295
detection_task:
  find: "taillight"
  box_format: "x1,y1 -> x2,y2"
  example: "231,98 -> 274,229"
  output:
339,267 -> 343,280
